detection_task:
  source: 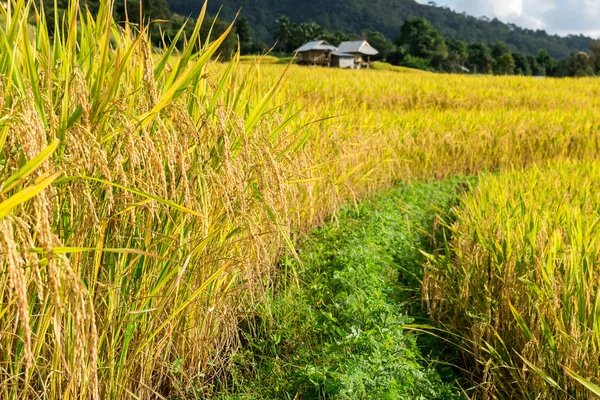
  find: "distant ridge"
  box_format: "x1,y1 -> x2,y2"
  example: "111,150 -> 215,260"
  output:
166,0 -> 593,59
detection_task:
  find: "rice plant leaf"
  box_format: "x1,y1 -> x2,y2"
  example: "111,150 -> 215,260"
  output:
267,108 -> 302,142
1,139 -> 59,194
0,117 -> 12,154
66,104 -> 83,129
154,22 -> 187,78
517,354 -> 560,389
137,264 -> 229,354
56,176 -> 203,218
168,1 -> 206,83
335,163 -> 364,185
244,62 -> 290,133
92,35 -> 143,122
509,300 -> 533,341
565,367 -> 600,396
138,19 -> 233,127
0,171 -> 62,220
29,247 -> 164,259
207,56 -> 235,115
285,176 -> 325,184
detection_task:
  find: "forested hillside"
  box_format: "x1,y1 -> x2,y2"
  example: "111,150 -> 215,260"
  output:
167,0 -> 592,59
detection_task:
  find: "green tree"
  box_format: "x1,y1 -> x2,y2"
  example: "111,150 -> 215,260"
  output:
552,59 -> 571,77
527,55 -> 545,76
273,15 -> 294,52
490,41 -> 511,74
396,17 -> 445,60
512,53 -> 531,75
145,0 -> 171,22
42,0 -> 100,33
171,0 -> 597,59
495,53 -> 515,75
322,31 -> 360,46
299,21 -> 324,43
490,40 -> 510,59
467,42 -> 493,74
441,38 -> 468,72
400,55 -> 432,71
201,17 -> 237,58
366,30 -> 393,61
236,17 -> 252,44
387,46 -> 407,66
286,21 -> 325,52
569,52 -> 595,76
235,16 -> 254,54
113,0 -> 170,23
536,49 -> 556,75
590,40 -> 600,73
113,0 -> 171,41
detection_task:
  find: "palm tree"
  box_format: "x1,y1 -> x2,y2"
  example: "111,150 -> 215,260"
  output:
286,21 -> 324,53
300,21 -> 324,43
274,15 -> 293,52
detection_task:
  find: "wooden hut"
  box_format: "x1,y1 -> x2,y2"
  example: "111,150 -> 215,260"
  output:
337,40 -> 379,68
295,40 -> 338,66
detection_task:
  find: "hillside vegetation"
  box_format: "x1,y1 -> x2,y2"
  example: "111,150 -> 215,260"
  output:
168,0 -> 593,59
2,0 -> 600,398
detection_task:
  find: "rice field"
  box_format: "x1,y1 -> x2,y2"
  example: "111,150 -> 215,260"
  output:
425,162 -> 600,399
2,0 -> 600,398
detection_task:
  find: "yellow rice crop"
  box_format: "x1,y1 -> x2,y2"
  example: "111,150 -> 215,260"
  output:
425,161 -> 600,399
1,0 -> 600,397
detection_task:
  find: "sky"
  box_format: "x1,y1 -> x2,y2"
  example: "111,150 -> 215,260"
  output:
417,0 -> 600,38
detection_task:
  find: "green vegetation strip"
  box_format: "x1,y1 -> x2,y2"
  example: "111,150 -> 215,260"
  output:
216,178 -> 472,399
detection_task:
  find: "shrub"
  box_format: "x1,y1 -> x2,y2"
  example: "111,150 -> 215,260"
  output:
401,55 -> 433,71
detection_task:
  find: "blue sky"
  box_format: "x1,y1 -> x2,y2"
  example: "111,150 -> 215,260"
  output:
417,0 -> 600,38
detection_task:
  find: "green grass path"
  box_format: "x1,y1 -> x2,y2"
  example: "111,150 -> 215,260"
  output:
213,177 -> 473,399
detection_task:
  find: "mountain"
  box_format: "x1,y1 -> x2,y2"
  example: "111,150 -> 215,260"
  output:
166,0 -> 593,59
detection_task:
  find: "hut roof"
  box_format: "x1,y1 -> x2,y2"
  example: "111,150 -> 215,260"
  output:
338,40 -> 379,56
295,40 -> 337,53
332,51 -> 355,58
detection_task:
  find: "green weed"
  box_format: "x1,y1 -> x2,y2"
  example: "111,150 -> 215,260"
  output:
215,178 -> 473,399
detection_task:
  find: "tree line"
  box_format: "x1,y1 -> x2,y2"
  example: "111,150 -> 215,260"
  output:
272,15 -> 600,77
169,0 -> 593,60
41,0 -> 247,53
40,2 -> 600,77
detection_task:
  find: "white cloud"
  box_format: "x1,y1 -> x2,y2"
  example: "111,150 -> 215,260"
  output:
430,0 -> 600,38
491,0 -> 523,18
